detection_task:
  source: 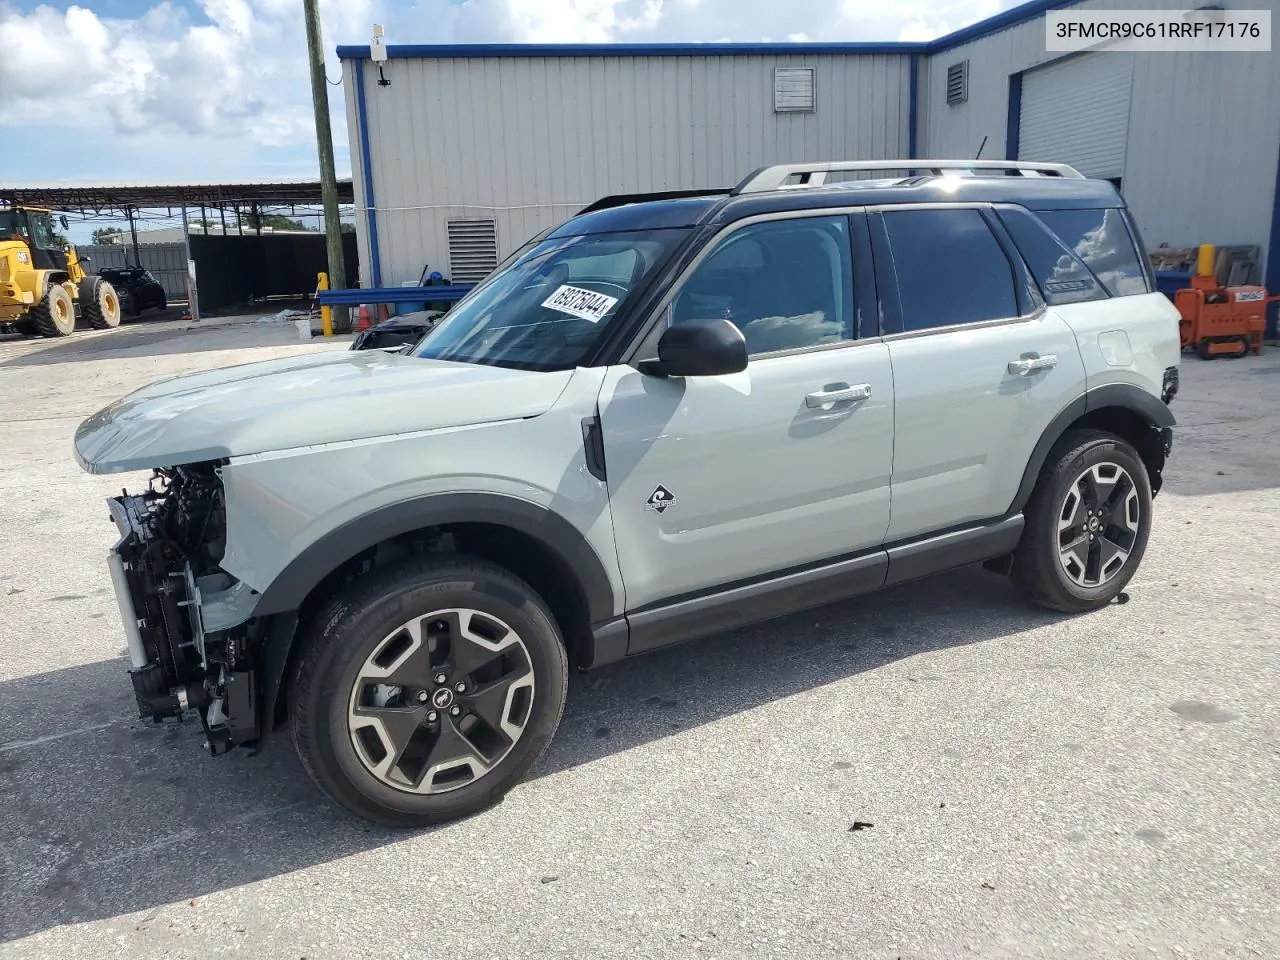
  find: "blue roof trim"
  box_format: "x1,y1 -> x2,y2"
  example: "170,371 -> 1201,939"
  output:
929,0 -> 1079,52
337,41 -> 926,59
335,1 -> 1084,61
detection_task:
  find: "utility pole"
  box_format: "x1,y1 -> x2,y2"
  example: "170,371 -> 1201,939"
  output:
127,208 -> 141,266
303,0 -> 349,332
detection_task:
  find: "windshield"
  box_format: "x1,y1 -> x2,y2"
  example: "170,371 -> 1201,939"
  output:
412,228 -> 689,371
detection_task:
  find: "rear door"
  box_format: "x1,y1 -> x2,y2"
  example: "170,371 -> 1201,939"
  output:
871,204 -> 1086,541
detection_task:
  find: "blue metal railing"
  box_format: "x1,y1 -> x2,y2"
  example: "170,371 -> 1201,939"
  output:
316,284 -> 475,307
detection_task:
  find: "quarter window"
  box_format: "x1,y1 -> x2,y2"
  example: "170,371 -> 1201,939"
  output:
997,207 -> 1108,305
1034,208 -> 1150,297
672,217 -> 853,356
882,209 -> 1018,331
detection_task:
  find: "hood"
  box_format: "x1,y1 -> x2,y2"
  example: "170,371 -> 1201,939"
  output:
74,349 -> 576,474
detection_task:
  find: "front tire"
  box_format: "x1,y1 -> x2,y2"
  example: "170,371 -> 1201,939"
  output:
291,555 -> 569,827
1012,429 -> 1153,613
80,277 -> 122,329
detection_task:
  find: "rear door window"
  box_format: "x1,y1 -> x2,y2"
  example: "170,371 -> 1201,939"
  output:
997,207 -> 1108,305
1033,208 -> 1150,297
881,208 -> 1019,332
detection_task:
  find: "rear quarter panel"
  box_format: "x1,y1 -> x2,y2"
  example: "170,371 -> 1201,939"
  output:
1053,293 -> 1181,396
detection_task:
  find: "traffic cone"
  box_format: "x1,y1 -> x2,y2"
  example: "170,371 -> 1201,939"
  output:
355,304 -> 372,333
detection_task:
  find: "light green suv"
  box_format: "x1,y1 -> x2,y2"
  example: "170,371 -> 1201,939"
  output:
76,161 -> 1181,826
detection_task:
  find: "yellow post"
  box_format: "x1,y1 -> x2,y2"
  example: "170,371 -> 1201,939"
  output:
1196,244 -> 1216,279
317,271 -> 333,337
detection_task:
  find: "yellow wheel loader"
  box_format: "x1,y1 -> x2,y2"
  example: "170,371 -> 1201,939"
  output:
0,205 -> 121,337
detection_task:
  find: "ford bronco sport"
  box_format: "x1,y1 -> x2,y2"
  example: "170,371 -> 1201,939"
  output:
75,160 -> 1180,826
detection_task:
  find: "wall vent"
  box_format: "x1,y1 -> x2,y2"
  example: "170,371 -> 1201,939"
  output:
774,67 -> 816,112
446,219 -> 499,284
946,60 -> 969,105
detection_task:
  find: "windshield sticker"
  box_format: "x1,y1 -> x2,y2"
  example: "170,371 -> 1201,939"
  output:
541,285 -> 619,323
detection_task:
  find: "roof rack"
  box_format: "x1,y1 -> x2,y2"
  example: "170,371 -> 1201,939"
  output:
732,160 -> 1085,194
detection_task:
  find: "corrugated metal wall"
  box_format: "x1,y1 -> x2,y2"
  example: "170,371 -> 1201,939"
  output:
919,0 -> 1280,266
78,243 -> 189,299
346,53 -> 912,287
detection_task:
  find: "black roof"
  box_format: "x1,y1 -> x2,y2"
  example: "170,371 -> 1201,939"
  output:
550,175 -> 1124,237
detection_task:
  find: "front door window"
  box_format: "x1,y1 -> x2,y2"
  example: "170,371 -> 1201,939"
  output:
671,216 -> 854,355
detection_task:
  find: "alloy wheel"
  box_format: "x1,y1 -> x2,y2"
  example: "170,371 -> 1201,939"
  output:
1056,461 -> 1141,587
347,608 -> 536,794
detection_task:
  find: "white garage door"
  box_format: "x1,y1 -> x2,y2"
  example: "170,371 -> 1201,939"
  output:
1019,51 -> 1134,181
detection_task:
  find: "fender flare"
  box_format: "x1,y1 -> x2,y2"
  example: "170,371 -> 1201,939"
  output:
1009,384 -> 1176,514
251,492 -> 618,626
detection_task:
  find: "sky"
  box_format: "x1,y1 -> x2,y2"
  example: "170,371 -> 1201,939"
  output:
0,0 -> 1024,236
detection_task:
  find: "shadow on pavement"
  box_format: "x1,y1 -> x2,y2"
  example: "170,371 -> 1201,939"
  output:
0,565 -> 1065,942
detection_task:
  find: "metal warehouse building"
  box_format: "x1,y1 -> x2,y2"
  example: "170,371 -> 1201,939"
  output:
338,0 -> 1280,331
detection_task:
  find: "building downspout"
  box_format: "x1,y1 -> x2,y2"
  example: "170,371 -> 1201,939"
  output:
1267,143 -> 1280,339
355,59 -> 383,288
908,53 -> 919,160
1005,71 -> 1023,161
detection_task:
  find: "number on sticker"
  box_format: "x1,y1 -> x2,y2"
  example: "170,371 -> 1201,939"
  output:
541,285 -> 620,323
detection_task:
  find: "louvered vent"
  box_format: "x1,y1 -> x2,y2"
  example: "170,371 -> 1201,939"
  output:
446,219 -> 499,283
946,61 -> 969,105
774,67 -> 815,112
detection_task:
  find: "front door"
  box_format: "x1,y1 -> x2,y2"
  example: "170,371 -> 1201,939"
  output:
598,213 -> 894,614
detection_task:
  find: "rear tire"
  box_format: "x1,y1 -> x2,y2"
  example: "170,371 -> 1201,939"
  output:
80,277 -> 122,329
290,554 -> 569,827
30,283 -> 76,337
1012,429 -> 1153,613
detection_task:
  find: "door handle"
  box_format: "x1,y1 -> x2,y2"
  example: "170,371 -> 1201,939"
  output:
805,383 -> 872,408
1007,353 -> 1058,376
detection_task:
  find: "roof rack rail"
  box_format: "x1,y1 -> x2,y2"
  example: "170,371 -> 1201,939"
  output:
732,160 -> 1085,194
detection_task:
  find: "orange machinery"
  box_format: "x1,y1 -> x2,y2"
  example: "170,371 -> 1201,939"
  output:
1176,244 -> 1278,359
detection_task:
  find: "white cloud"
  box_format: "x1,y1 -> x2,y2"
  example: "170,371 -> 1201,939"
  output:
0,0 -> 370,149
0,0 -> 1021,178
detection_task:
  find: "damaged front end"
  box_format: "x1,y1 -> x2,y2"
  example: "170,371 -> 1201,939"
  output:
107,464 -> 263,754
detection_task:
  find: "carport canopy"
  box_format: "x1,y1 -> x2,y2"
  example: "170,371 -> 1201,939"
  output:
0,179 -> 354,216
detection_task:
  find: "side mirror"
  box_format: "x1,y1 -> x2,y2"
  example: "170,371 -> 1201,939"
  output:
638,317 -> 748,378
80,255 -> 91,264
60,215 -> 70,230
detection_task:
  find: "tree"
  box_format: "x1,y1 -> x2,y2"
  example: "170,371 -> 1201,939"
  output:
92,227 -> 124,244
237,213 -> 315,232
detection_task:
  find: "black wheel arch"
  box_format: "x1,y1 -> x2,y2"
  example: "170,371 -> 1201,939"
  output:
250,493 -> 619,735
1010,383 -> 1176,514
252,492 -> 617,624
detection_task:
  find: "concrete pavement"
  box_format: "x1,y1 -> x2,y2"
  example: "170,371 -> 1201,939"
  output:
0,319 -> 1276,959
